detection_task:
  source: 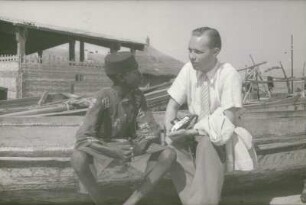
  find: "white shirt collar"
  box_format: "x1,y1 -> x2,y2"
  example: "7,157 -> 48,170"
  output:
196,60 -> 220,84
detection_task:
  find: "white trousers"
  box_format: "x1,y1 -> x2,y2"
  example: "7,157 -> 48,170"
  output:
170,137 -> 225,205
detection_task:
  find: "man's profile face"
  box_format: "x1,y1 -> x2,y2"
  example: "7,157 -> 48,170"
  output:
188,34 -> 219,73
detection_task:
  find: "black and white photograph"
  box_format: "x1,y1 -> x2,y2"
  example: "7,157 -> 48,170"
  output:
0,1 -> 306,204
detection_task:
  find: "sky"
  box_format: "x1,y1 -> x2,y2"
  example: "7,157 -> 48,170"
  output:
0,0 -> 305,77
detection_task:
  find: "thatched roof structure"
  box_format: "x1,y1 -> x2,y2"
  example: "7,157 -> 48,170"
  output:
38,38 -> 184,78
135,45 -> 184,77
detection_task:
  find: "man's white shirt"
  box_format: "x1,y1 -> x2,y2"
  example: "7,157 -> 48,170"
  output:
168,61 -> 243,116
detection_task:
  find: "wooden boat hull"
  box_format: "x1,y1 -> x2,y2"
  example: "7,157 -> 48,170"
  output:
1,109 -> 306,204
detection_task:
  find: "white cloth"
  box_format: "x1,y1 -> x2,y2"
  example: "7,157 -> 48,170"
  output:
168,61 -> 243,115
232,127 -> 258,171
194,107 -> 235,146
194,107 -> 257,171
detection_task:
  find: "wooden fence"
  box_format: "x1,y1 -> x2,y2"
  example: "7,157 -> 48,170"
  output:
0,55 -> 19,62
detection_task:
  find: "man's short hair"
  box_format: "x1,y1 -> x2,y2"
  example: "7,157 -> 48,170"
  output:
192,27 -> 222,50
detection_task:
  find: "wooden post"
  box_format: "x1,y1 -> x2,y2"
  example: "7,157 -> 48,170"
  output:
130,48 -> 136,55
70,82 -> 75,94
38,50 -> 43,63
69,40 -> 76,61
79,41 -> 84,62
303,62 -> 306,92
15,27 -> 28,62
15,27 -> 28,99
109,42 -> 120,53
291,34 -> 294,94
250,55 -> 260,100
279,61 -> 291,94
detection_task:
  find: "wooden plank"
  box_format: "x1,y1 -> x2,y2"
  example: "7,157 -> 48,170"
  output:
0,116 -> 83,126
257,140 -> 306,155
0,97 -> 40,108
1,150 -> 306,203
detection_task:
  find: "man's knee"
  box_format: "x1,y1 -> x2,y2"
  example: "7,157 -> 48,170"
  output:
196,136 -> 216,156
159,148 -> 177,163
70,149 -> 90,174
197,136 -> 212,148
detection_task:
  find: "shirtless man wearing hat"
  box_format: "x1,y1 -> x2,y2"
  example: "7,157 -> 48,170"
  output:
70,51 -> 176,205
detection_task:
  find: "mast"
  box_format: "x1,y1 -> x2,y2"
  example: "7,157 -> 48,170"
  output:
291,34 -> 294,93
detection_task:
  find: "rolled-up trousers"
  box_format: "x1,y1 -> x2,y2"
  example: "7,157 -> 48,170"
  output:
170,136 -> 225,205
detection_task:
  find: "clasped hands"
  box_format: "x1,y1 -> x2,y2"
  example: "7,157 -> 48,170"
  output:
112,138 -> 149,162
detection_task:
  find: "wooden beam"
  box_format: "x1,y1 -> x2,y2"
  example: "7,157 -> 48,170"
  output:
238,62 -> 267,72
245,78 -> 306,84
25,29 -> 68,55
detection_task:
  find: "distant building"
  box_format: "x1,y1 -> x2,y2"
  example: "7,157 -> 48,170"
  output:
0,17 -> 183,99
0,17 -> 144,99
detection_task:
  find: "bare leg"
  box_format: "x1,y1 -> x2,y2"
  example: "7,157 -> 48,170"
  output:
70,149 -> 104,205
123,148 -> 177,205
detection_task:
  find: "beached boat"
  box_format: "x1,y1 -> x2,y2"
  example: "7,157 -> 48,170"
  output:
1,108 -> 306,204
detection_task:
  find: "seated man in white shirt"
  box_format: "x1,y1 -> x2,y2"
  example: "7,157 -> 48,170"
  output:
164,27 -> 242,205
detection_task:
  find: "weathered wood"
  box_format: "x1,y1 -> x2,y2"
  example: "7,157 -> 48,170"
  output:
24,108 -> 88,117
0,103 -> 72,116
0,115 -> 82,126
244,95 -> 300,108
0,154 -> 305,192
0,96 -> 40,108
1,149 -> 306,203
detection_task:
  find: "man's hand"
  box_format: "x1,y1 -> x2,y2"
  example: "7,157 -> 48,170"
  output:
164,98 -> 180,134
132,140 -> 149,156
168,129 -> 189,139
111,144 -> 133,162
167,129 -> 199,144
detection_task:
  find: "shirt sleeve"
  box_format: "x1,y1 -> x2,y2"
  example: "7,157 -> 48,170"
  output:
75,90 -> 108,140
220,68 -> 243,110
167,64 -> 188,105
